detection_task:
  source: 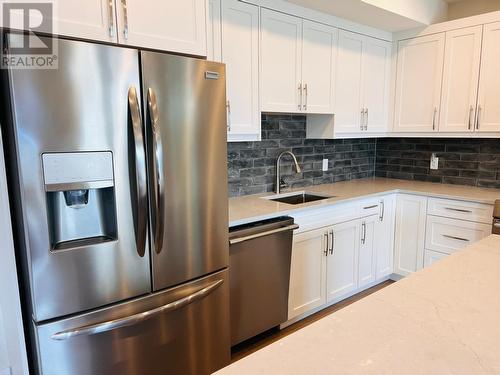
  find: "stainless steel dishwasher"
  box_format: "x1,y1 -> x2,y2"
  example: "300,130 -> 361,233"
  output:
229,216 -> 298,346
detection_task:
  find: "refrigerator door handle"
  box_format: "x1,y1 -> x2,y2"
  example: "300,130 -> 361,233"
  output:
147,88 -> 165,254
50,279 -> 224,341
128,86 -> 147,257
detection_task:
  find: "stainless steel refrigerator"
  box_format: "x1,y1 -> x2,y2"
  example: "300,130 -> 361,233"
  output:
1,34 -> 230,375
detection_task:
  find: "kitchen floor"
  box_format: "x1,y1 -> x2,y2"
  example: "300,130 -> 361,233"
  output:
231,280 -> 395,363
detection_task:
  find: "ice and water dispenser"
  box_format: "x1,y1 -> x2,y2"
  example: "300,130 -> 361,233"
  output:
42,152 -> 117,250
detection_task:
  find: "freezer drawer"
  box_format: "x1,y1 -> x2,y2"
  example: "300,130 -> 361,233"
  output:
34,269 -> 230,375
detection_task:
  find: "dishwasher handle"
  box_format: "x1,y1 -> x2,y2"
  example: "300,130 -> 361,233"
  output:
229,224 -> 299,245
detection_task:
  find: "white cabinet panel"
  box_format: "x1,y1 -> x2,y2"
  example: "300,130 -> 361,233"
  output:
375,196 -> 395,279
288,228 -> 327,320
477,22 -> 500,132
358,216 -> 377,289
260,9 -> 302,113
116,0 -> 207,56
334,30 -> 364,133
394,33 -> 445,132
424,249 -> 448,268
394,194 -> 427,276
363,37 -> 392,133
301,20 -> 337,114
427,198 -> 493,224
327,220 -> 359,302
439,26 -> 482,133
207,0 -> 222,62
221,0 -> 260,141
425,215 -> 491,255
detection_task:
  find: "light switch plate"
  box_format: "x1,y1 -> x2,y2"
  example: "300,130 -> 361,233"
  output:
430,153 -> 439,170
322,159 -> 328,172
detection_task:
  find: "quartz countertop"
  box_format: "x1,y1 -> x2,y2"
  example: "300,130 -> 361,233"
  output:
229,178 -> 500,226
216,234 -> 500,374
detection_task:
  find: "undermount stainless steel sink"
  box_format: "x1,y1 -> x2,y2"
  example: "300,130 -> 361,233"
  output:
265,192 -> 333,205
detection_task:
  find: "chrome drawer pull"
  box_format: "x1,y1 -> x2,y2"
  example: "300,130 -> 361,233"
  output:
229,224 -> 299,245
444,207 -> 472,213
442,234 -> 469,242
363,205 -> 378,210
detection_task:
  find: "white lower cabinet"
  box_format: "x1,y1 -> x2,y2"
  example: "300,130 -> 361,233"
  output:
287,227 -> 327,320
357,216 -> 377,289
424,249 -> 448,267
394,194 -> 428,276
375,196 -> 395,279
326,220 -> 360,302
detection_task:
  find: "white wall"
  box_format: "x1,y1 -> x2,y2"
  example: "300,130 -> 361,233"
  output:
0,133 -> 29,375
447,0 -> 500,20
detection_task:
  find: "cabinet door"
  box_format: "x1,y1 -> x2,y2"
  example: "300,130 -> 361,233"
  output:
424,249 -> 448,268
394,194 -> 427,276
260,9 -> 302,113
1,0 -> 118,43
363,37 -> 392,133
288,228 -> 327,320
477,22 -> 500,132
334,30 -> 364,133
207,0 -> 222,62
375,196 -> 395,280
439,26 -> 482,132
327,220 -> 359,303
116,0 -> 207,56
358,216 -> 377,289
301,20 -> 337,114
221,0 -> 260,141
394,34 -> 445,132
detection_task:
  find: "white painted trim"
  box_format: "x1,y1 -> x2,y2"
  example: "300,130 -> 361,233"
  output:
239,0 -> 393,41
0,133 -> 29,375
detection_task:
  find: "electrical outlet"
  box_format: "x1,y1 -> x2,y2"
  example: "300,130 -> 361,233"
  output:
322,159 -> 328,171
430,153 -> 439,170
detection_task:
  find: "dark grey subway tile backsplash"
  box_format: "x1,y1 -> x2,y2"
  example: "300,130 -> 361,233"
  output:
375,138 -> 500,189
227,114 -> 376,197
227,116 -> 500,197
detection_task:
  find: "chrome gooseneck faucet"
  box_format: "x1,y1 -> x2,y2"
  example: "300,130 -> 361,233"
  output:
276,151 -> 302,194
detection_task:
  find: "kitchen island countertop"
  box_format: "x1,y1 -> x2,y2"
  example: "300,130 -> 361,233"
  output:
229,177 -> 500,226
216,234 -> 500,374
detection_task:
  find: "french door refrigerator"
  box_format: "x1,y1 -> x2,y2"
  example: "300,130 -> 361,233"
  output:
1,35 -> 230,375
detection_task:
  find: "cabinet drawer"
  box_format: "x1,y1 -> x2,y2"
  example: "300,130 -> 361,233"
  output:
428,198 -> 493,224
424,249 -> 448,267
425,215 -> 491,255
357,198 -> 382,218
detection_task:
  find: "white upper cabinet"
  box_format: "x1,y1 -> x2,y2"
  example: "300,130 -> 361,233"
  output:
327,220 -> 359,303
260,9 -> 303,113
334,31 -> 364,133
116,0 -> 207,56
335,31 -> 391,134
301,20 -> 338,114
221,0 -> 260,141
439,26 -> 482,133
288,228 -> 327,320
394,33 -> 445,132
260,9 -> 337,114
207,0 -> 222,62
477,22 -> 500,132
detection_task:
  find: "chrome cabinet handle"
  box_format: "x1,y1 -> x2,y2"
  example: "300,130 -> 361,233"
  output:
147,88 -> 165,255
361,222 -> 366,244
468,105 -> 474,131
443,234 -> 469,242
108,0 -> 115,37
324,232 -> 329,256
365,108 -> 369,131
329,230 -> 334,255
363,204 -> 378,210
121,0 -> 129,39
432,107 -> 437,130
128,87 -> 147,257
298,83 -> 302,110
226,100 -> 231,132
476,105 -> 482,130
51,279 -> 224,340
379,200 -> 385,222
360,108 -> 364,131
229,224 -> 299,245
444,207 -> 472,213
303,83 -> 308,110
